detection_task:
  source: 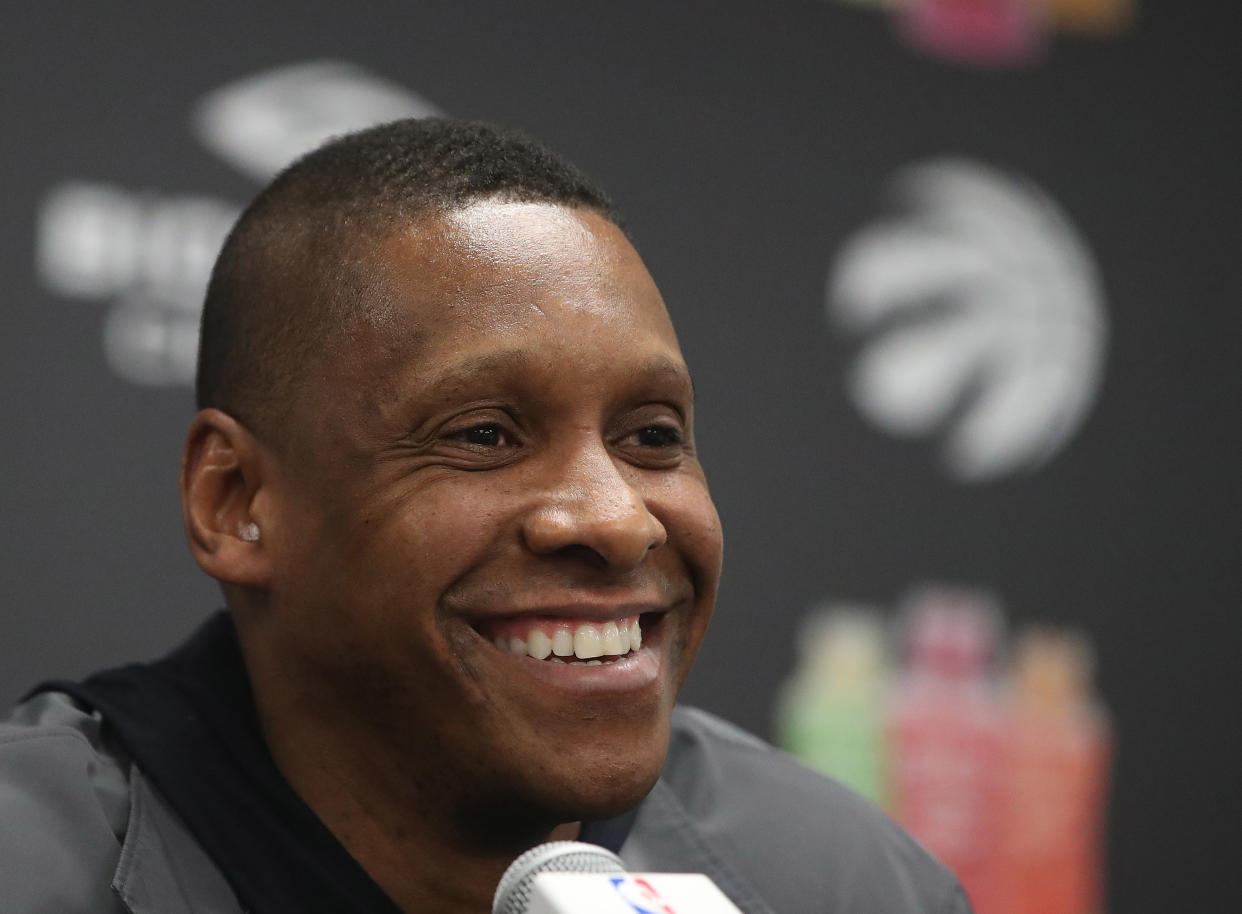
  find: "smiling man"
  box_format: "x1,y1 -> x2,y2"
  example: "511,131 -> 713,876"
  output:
1,119 -> 970,914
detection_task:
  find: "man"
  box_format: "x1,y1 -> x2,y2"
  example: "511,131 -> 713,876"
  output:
1,118 -> 970,913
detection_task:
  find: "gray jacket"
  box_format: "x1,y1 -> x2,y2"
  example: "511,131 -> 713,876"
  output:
1,692 -> 970,914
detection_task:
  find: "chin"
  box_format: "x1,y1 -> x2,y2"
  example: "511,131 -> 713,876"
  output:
515,724 -> 671,825
460,747 -> 662,853
536,772 -> 661,828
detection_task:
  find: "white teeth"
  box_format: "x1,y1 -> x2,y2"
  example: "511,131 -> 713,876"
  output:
527,629 -> 553,660
552,627 -> 574,657
586,659 -> 602,666
494,617 -> 645,661
573,625 -> 604,659
600,621 -> 624,655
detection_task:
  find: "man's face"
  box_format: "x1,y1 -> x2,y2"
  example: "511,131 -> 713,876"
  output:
257,201 -> 722,829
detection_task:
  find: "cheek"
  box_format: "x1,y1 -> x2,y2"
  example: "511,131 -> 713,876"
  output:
657,475 -> 724,583
673,476 -> 723,589
402,480 -> 515,551
293,491 -> 508,692
346,480 -> 515,601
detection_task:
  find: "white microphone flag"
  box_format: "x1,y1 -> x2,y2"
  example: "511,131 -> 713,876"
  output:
525,872 -> 743,914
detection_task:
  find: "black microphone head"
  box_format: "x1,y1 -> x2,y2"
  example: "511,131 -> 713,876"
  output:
492,841 -> 626,914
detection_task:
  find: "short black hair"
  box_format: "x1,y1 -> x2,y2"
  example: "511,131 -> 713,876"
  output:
196,117 -> 621,438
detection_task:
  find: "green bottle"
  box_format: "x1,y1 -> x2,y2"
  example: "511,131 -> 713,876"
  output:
776,606 -> 888,806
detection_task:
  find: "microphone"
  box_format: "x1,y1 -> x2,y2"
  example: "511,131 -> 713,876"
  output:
492,841 -> 742,914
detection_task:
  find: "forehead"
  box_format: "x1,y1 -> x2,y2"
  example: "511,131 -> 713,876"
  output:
386,200 -> 672,331
362,200 -> 681,371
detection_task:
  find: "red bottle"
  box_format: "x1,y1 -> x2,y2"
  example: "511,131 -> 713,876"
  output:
897,0 -> 1046,67
997,629 -> 1111,914
888,588 -> 1007,914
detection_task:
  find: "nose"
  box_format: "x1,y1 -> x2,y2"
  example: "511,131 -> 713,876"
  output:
522,440 -> 667,570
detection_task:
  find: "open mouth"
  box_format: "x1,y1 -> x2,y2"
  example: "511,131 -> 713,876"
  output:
474,613 -> 664,666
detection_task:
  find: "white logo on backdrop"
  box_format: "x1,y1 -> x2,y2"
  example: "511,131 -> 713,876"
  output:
194,61 -> 439,184
36,61 -> 440,386
827,159 -> 1108,482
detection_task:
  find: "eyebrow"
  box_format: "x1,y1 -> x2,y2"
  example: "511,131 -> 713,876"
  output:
416,349 -> 693,399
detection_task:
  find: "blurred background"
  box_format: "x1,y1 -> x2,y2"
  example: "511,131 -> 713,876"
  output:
3,2 -> 1239,912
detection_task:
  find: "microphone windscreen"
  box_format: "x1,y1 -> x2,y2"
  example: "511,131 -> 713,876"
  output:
493,841 -> 626,914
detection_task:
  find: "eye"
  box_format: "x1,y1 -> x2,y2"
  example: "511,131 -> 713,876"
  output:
450,422 -> 513,448
462,424 -> 504,447
618,420 -> 687,469
636,424 -> 683,449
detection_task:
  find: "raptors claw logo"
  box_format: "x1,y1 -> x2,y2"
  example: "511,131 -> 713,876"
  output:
827,158 -> 1108,482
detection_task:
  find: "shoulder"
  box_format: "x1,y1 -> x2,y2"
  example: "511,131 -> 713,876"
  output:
627,706 -> 971,914
663,705 -> 892,834
0,691 -> 132,912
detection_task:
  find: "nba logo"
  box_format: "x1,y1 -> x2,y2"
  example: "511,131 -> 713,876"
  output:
610,875 -> 679,914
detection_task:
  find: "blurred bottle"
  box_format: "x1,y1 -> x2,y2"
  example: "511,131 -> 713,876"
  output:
1034,0 -> 1134,34
776,606 -> 888,805
997,628 -> 1111,914
896,0 -> 1046,67
888,587 -> 1007,914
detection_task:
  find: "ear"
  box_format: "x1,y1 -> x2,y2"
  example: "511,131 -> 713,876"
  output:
180,408 -> 274,589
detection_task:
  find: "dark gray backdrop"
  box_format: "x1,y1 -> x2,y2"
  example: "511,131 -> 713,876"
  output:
3,3 -> 1239,912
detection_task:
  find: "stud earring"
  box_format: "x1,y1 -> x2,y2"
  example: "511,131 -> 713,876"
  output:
238,522 -> 261,543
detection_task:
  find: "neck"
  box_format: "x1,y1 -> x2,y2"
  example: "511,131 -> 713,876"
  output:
271,714 -> 583,912
246,682 -> 577,913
